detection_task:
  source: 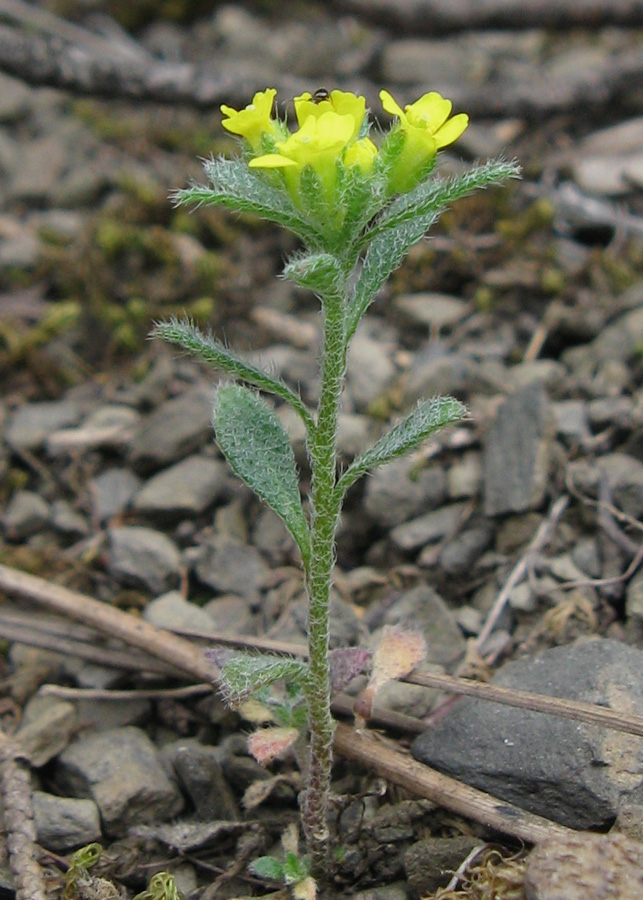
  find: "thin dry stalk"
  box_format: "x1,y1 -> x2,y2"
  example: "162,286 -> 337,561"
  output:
0,730 -> 46,900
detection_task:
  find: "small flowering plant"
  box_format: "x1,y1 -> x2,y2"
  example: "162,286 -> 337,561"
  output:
153,87 -> 519,881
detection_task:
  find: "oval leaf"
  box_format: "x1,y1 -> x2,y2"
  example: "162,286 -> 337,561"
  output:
213,384 -> 310,564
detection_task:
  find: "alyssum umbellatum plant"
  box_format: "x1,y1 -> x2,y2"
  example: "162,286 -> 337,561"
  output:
153,87 -> 520,880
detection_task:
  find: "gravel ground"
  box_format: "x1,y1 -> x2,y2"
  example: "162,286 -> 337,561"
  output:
1,2 -> 643,899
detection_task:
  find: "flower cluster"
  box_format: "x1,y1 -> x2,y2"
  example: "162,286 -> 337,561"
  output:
220,87 -> 469,208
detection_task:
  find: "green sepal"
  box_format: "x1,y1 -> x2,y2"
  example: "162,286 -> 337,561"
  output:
336,396 -> 468,497
216,652 -> 309,707
151,318 -> 314,433
171,156 -> 322,247
212,384 -> 311,565
249,856 -> 285,882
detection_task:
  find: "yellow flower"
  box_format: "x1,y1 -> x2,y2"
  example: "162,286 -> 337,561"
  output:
294,90 -> 366,143
250,110 -> 356,204
380,89 -> 469,192
220,88 -> 282,151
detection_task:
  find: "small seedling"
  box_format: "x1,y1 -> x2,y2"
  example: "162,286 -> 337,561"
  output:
153,87 -> 519,882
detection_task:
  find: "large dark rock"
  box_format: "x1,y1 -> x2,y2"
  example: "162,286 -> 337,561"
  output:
412,639 -> 643,829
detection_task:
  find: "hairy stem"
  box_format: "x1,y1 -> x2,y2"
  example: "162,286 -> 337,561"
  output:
303,288 -> 346,877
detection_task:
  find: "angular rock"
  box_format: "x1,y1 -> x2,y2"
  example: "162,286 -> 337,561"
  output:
364,457 -> 447,530
107,526 -> 181,594
33,791 -> 101,852
390,502 -> 467,553
394,292 -> 469,330
2,490 -> 50,540
483,382 -> 552,516
128,387 -> 213,472
91,467 -> 141,524
164,740 -> 239,821
144,590 -> 217,634
54,726 -> 184,837
375,585 -> 466,668
193,533 -> 267,604
525,831 -> 643,900
346,324 -> 396,412
17,695 -> 76,766
567,452 -> 643,521
133,454 -> 227,519
5,399 -> 81,451
412,639 -> 643,829
404,836 -> 481,898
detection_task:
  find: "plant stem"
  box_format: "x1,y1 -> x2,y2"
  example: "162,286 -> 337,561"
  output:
303,287 -> 346,876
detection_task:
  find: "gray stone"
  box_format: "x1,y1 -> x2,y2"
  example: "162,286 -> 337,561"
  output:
524,831 -> 643,900
73,697 -> 151,733
194,534 -> 267,604
483,382 -> 552,516
164,740 -> 239,821
10,134 -> 69,204
401,350 -> 479,405
551,399 -> 590,443
91,467 -> 142,523
394,293 -> 469,330
404,837 -> 481,898
133,454 -> 227,519
107,526 -> 181,594
336,413 -> 373,460
412,639 -> 643,829
0,73 -> 33,122
346,325 -> 396,412
2,490 -> 50,540
380,585 -> 466,668
364,457 -> 447,529
626,572 -> 643,624
572,117 -> 643,196
374,678 -> 439,721
391,502 -> 467,553
33,791 -> 101,852
46,404 -> 140,455
571,538 -> 602,579
446,452 -> 482,499
5,400 -> 81,451
128,387 -> 213,472
54,726 -> 184,837
438,523 -> 494,575
17,696 -> 76,766
50,500 -> 89,538
203,595 -> 254,634
567,453 -> 643,521
144,590 -> 216,635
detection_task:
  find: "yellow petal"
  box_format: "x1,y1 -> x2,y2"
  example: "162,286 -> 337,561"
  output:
380,89 -> 405,119
249,153 -> 298,169
435,112 -> 469,148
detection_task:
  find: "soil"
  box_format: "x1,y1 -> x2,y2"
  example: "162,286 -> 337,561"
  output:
1,2 -> 643,900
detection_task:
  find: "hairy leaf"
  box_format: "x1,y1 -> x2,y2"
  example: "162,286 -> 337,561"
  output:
212,385 -> 310,564
336,396 -> 467,496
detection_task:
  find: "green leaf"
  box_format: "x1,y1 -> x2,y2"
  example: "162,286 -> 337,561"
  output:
249,856 -> 285,882
212,384 -> 311,564
346,214 -> 441,339
151,318 -> 314,433
213,651 -> 309,707
336,396 -> 467,496
283,852 -> 309,885
371,158 -> 522,241
171,156 -> 323,248
346,159 -> 521,340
